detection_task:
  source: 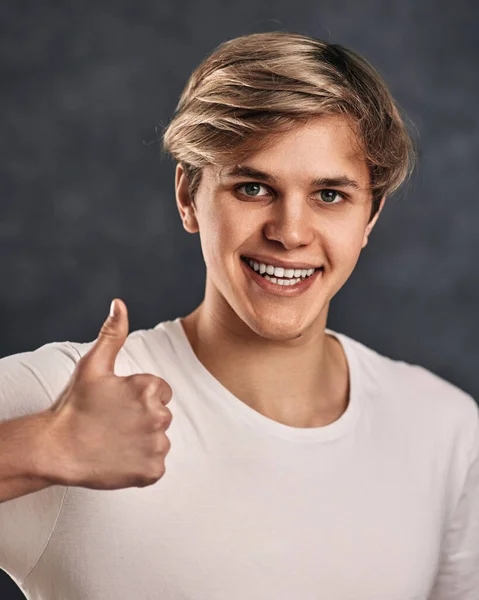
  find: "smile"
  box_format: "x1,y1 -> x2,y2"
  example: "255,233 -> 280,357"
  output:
240,256 -> 323,295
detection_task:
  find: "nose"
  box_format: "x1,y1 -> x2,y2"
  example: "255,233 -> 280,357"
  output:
263,194 -> 315,249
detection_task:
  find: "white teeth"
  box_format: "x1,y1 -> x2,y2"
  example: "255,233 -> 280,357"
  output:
283,278 -> 301,286
265,275 -> 302,286
247,258 -> 318,279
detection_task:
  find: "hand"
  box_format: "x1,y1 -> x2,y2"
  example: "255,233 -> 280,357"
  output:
43,298 -> 173,490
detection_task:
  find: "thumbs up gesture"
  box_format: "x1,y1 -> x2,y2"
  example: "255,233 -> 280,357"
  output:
44,299 -> 173,490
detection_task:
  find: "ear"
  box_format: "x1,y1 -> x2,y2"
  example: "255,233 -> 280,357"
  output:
175,163 -> 199,234
362,196 -> 386,249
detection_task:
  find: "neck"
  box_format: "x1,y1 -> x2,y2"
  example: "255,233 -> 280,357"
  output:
180,302 -> 349,429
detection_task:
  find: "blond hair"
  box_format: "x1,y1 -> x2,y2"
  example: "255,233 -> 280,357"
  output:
162,32 -> 415,220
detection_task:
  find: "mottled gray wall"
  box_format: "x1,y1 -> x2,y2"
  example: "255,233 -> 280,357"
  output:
1,0 -> 478,596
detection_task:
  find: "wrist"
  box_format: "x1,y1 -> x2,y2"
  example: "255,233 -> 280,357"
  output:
29,410 -> 68,484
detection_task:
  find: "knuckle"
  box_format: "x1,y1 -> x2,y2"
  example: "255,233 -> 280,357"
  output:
159,407 -> 173,428
128,373 -> 156,390
153,378 -> 172,399
149,408 -> 172,432
160,435 -> 171,454
149,461 -> 166,480
143,378 -> 161,397
133,458 -> 167,487
135,476 -> 157,488
127,375 -> 173,408
160,378 -> 172,394
160,381 -> 173,403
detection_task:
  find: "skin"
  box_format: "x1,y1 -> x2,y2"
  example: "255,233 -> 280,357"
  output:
176,114 -> 385,428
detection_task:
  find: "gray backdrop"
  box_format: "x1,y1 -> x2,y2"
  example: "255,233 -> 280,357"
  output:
1,0 -> 477,597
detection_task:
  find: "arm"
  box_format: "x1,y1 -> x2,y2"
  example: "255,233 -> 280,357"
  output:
0,342 -> 82,505
0,342 -> 81,581
0,411 -> 56,503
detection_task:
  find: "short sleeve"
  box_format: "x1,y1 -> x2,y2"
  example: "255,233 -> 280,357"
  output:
0,341 -> 80,586
428,399 -> 479,599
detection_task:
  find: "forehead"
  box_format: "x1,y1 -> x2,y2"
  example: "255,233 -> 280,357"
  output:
214,114 -> 370,187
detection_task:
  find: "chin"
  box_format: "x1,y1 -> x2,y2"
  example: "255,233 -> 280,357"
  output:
243,312 -> 310,342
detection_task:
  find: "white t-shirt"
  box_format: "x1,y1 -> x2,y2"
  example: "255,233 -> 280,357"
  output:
0,318 -> 478,600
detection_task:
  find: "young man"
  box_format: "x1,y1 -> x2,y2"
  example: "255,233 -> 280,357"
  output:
0,32 -> 477,600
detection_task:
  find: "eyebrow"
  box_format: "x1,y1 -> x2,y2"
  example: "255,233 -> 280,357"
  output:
221,165 -> 363,191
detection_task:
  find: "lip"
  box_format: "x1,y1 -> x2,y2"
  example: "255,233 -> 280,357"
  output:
241,254 -> 321,270
240,256 -> 323,296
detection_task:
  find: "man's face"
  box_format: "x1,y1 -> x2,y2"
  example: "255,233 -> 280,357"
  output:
175,114 -> 384,341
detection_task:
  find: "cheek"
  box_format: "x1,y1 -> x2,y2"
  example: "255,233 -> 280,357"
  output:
198,206 -> 246,268
324,222 -> 367,270
208,204 -> 256,250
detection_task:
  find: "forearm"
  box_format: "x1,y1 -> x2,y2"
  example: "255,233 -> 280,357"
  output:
0,411 -> 55,503
0,475 -> 54,503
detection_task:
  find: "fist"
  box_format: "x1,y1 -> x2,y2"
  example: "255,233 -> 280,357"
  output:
44,298 -> 173,490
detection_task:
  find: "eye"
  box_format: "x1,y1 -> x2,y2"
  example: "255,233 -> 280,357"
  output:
317,189 -> 345,204
236,182 -> 271,197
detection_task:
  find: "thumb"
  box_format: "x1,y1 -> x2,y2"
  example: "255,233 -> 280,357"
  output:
80,298 -> 130,378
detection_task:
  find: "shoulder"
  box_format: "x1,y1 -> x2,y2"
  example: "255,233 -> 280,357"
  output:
66,320 -> 179,378
339,331 -> 478,437
0,341 -> 81,421
0,319 -> 178,421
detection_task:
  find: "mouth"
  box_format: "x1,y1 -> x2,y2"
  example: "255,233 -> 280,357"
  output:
240,255 -> 323,294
